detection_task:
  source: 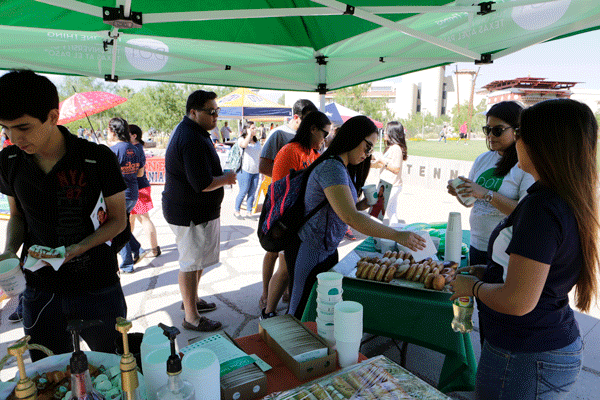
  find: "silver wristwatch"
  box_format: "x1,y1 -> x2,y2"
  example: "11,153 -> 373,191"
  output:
484,190 -> 494,203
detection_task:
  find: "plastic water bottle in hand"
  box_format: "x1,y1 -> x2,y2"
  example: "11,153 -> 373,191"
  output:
451,296 -> 474,333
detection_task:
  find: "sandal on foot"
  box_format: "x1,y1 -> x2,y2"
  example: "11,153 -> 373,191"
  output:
152,246 -> 161,257
182,317 -> 222,332
181,299 -> 217,313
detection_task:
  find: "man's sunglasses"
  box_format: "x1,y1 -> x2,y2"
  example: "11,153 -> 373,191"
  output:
200,107 -> 221,116
482,125 -> 512,137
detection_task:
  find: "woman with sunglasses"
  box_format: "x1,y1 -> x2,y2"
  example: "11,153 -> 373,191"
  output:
285,116 -> 426,318
450,98 -> 597,400
371,121 -> 408,225
447,101 -> 535,266
261,111 -> 331,319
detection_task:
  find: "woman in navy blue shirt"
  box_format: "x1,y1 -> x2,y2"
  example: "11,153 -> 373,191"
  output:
451,99 -> 599,399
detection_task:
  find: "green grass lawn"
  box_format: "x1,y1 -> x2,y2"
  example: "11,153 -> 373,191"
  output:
374,139 -> 489,162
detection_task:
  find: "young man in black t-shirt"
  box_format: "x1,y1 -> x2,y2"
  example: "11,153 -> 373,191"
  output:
0,70 -> 128,361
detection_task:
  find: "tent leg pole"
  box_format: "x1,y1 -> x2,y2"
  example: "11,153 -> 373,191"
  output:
319,93 -> 326,111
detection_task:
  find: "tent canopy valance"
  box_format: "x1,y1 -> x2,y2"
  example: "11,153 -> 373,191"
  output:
1,1 -> 599,92
216,88 -> 291,120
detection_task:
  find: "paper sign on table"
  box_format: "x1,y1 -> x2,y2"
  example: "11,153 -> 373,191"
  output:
397,230 -> 437,262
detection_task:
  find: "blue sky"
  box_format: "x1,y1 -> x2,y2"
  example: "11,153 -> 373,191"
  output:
451,29 -> 600,90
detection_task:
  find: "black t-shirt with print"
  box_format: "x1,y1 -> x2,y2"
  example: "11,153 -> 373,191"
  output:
0,126 -> 127,293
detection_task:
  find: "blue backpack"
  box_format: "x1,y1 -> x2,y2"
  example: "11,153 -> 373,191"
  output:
257,156 -> 341,252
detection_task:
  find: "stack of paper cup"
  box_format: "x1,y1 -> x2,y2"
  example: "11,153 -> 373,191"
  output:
445,212 -> 462,263
334,301 -> 363,368
182,348 -> 220,400
140,326 -> 169,378
316,272 -> 344,346
142,347 -> 170,400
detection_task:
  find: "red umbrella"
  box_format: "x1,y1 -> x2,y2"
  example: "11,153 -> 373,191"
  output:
58,91 -> 127,125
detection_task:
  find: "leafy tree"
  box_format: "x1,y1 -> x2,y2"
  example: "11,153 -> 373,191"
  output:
331,83 -> 393,123
449,99 -> 487,137
400,111 -> 450,140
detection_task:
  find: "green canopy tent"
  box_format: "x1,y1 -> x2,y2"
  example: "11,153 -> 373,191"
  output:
1,0 -> 599,107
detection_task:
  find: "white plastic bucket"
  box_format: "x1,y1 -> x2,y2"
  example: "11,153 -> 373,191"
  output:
0,258 -> 25,298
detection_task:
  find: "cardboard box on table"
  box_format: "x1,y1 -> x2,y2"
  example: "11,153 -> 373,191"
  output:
186,331 -> 267,400
258,315 -> 337,381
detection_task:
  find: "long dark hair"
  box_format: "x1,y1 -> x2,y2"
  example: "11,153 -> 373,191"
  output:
485,101 -> 523,177
289,111 -> 330,150
385,121 -> 407,161
129,124 -> 144,145
109,117 -> 130,142
302,116 -> 376,196
519,99 -> 599,312
241,121 -> 257,142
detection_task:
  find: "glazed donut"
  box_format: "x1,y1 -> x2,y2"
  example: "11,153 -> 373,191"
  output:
375,265 -> 388,281
404,264 -> 417,281
419,265 -> 432,283
391,251 -> 398,259
383,250 -> 392,258
397,250 -> 405,260
423,271 -> 437,289
412,264 -> 425,282
28,245 -> 61,259
384,266 -> 397,283
394,263 -> 410,278
360,263 -> 374,279
432,274 -> 447,291
368,265 -> 380,280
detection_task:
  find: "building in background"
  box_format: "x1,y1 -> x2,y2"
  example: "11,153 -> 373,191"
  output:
479,77 -> 576,107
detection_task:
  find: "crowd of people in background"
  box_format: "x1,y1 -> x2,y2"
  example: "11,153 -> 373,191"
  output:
1,70 -> 598,400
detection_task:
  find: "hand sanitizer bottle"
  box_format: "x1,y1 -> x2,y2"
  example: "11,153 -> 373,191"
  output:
156,323 -> 195,400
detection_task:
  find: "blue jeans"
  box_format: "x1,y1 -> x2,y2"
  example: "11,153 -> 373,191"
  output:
23,283 -> 127,362
235,170 -> 260,212
476,337 -> 583,400
120,198 -> 141,270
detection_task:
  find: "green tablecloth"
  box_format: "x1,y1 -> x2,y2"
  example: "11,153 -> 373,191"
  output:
301,233 -> 477,393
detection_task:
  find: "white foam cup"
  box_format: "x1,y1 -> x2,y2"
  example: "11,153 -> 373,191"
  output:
316,285 -> 341,296
317,309 -> 334,323
379,238 -> 397,254
140,330 -> 169,383
362,184 -> 378,205
334,301 -> 363,342
316,300 -> 337,314
0,258 -> 25,298
336,339 -> 361,368
317,291 -> 343,303
181,348 -> 220,400
316,318 -> 336,346
451,178 -> 476,206
317,272 -> 343,288
142,347 -> 170,400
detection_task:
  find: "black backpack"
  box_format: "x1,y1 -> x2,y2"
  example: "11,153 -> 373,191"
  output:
257,156 -> 341,252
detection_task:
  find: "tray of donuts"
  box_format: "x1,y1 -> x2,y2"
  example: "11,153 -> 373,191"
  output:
351,250 -> 458,293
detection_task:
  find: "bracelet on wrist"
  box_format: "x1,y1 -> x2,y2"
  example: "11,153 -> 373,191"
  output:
471,280 -> 479,297
475,281 -> 485,298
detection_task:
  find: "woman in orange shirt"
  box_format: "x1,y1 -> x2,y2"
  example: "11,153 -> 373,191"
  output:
261,110 -> 331,319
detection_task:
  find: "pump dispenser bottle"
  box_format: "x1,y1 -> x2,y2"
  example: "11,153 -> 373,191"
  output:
155,323 -> 195,400
67,320 -> 106,400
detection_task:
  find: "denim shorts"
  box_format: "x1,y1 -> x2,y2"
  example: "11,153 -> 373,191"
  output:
476,337 -> 583,400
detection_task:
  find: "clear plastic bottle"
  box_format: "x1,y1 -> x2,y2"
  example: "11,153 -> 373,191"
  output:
451,296 -> 474,333
155,323 -> 195,400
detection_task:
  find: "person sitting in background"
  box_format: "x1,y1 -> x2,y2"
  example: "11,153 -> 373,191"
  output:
129,124 -> 160,257
370,121 -> 407,225
261,110 -> 331,319
447,101 -> 535,266
286,116 -> 425,319
450,98 -> 598,400
234,121 -> 262,219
